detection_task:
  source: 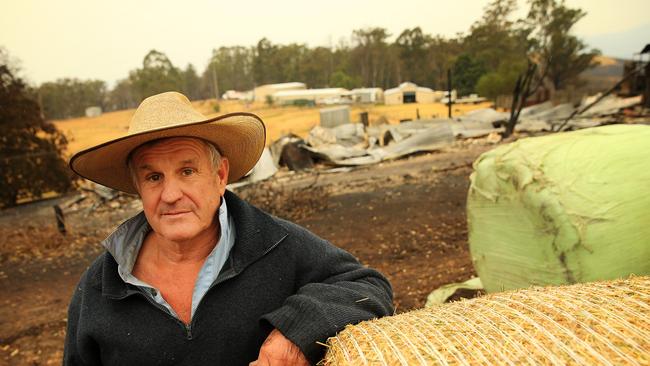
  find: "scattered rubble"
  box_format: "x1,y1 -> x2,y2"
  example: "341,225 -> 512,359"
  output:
237,93 -> 645,187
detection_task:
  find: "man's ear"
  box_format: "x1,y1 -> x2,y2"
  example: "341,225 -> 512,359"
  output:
217,157 -> 229,193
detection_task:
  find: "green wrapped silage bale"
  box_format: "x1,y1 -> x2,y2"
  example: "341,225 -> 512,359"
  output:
468,124 -> 650,293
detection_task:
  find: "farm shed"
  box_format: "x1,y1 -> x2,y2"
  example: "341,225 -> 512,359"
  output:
272,88 -> 351,105
221,90 -> 252,100
253,82 -> 306,102
384,82 -> 441,105
350,88 -> 384,103
84,106 -> 102,117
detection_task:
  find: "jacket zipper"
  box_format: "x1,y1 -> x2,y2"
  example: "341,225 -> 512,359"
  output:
188,233 -> 288,331
187,268 -> 239,333
116,289 -> 194,340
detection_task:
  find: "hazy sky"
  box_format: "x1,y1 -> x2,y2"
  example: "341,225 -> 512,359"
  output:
1,0 -> 649,86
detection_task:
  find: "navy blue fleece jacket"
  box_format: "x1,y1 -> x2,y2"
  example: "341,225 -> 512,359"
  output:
63,190 -> 393,365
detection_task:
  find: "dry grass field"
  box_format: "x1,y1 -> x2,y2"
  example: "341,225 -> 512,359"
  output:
53,100 -> 492,156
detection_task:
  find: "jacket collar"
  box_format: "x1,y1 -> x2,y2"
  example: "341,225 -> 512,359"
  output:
95,190 -> 289,298
222,190 -> 289,273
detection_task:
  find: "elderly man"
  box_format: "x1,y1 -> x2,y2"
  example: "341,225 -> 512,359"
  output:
64,92 -> 393,365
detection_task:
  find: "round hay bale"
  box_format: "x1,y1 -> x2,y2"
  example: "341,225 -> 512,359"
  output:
467,125 -> 650,292
324,276 -> 650,365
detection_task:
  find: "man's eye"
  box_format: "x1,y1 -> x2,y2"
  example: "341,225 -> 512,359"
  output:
182,168 -> 194,176
146,174 -> 161,182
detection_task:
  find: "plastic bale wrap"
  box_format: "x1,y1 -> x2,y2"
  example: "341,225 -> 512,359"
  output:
323,276 -> 650,366
467,124 -> 650,293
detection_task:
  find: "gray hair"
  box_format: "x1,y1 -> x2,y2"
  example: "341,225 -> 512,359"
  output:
127,137 -> 222,190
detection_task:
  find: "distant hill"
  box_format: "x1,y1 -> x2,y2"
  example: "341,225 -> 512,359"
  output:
579,55 -> 627,93
584,55 -> 626,77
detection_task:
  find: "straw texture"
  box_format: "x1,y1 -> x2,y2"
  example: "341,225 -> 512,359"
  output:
323,276 -> 650,365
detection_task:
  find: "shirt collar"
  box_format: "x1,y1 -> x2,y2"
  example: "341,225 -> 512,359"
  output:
101,197 -> 234,285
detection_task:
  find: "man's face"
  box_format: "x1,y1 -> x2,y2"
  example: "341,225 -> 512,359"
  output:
131,137 -> 229,243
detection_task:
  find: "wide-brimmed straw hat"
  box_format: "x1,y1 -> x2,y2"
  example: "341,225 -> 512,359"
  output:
69,91 -> 266,194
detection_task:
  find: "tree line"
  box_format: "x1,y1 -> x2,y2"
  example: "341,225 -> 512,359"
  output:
0,0 -> 600,206
35,0 -> 597,122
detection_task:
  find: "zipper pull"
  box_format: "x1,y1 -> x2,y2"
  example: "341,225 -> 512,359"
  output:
185,324 -> 193,340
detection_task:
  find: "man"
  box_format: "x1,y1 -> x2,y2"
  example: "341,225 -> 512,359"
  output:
64,92 -> 393,365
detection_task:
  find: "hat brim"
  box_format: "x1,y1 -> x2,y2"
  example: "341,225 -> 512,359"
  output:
69,112 -> 266,194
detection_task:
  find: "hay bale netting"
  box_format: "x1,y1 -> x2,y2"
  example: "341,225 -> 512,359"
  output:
467,125 -> 650,293
324,276 -> 650,365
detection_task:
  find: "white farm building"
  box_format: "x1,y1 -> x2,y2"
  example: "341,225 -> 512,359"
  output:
272,88 -> 352,105
350,88 -> 384,103
384,82 -> 443,105
253,82 -> 306,103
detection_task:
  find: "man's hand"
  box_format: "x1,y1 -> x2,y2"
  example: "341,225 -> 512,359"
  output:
249,328 -> 309,366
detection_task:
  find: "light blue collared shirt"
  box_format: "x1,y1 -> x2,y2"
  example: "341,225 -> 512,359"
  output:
101,198 -> 235,320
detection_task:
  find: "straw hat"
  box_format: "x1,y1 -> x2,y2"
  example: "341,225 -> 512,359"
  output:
69,91 -> 266,194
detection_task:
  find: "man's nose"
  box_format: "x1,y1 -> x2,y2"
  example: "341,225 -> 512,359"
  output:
160,178 -> 183,203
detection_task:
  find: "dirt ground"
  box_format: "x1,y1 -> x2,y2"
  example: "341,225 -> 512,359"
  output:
0,141 -> 494,365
